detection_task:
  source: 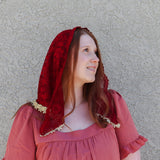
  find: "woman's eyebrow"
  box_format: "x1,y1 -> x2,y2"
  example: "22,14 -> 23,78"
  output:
80,45 -> 97,50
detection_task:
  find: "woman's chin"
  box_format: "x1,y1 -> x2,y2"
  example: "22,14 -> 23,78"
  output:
85,77 -> 95,83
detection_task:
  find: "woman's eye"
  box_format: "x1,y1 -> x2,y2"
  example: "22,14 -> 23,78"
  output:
84,48 -> 89,52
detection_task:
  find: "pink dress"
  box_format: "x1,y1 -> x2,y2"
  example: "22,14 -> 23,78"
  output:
3,91 -> 147,160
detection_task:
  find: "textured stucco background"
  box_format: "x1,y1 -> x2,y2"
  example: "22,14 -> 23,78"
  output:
0,0 -> 160,159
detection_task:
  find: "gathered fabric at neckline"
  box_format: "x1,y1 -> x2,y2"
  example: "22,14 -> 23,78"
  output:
38,123 -> 113,142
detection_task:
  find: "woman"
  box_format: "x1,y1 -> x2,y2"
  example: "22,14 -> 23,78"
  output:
3,26 -> 147,160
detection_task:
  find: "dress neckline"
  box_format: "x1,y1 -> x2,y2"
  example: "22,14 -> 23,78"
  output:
48,123 -> 112,141
58,122 -> 97,134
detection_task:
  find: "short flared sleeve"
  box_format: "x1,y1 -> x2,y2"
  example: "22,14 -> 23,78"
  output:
3,105 -> 36,160
110,90 -> 147,159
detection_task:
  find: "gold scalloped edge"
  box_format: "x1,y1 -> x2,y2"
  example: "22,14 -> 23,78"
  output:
32,100 -> 47,114
40,124 -> 65,137
96,113 -> 120,128
31,101 -> 65,136
31,101 -> 120,136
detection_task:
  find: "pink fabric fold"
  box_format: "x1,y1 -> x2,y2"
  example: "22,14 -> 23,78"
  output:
121,135 -> 148,159
3,91 -> 148,160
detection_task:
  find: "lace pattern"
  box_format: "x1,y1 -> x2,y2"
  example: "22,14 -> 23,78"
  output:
96,113 -> 120,128
32,100 -> 120,133
32,101 -> 47,114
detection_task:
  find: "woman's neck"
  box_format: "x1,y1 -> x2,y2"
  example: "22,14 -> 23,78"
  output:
65,84 -> 86,109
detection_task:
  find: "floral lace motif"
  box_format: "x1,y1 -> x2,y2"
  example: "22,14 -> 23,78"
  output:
32,100 -> 120,136
32,100 -> 64,136
40,124 -> 65,137
96,113 -> 120,128
32,101 -> 47,114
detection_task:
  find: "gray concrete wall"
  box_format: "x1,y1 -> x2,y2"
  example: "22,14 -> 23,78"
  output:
0,0 -> 159,159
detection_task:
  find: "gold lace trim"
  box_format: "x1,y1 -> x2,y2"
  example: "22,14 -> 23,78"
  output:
32,100 -> 64,136
32,101 -> 120,136
40,124 -> 65,137
32,100 -> 47,114
96,113 -> 120,128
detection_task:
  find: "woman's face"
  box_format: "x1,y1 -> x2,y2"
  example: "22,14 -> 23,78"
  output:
74,34 -> 99,86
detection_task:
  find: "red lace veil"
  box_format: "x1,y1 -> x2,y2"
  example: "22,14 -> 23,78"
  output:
32,26 -> 119,136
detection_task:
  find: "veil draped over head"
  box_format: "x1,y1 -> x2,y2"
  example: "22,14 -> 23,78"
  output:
32,26 -> 118,136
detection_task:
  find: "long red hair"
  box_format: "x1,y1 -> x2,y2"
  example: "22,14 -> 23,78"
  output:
13,28 -> 111,129
62,28 -> 110,128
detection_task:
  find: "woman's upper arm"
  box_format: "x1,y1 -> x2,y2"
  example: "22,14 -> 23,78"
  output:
110,90 -> 147,159
3,105 -> 36,160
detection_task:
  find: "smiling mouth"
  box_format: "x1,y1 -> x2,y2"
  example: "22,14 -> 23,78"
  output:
87,67 -> 97,73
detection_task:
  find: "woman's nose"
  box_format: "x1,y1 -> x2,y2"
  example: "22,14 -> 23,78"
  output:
91,53 -> 99,63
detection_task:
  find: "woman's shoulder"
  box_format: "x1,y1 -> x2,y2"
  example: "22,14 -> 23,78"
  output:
108,89 -> 132,124
108,89 -> 126,106
15,102 -> 43,121
108,89 -> 122,98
